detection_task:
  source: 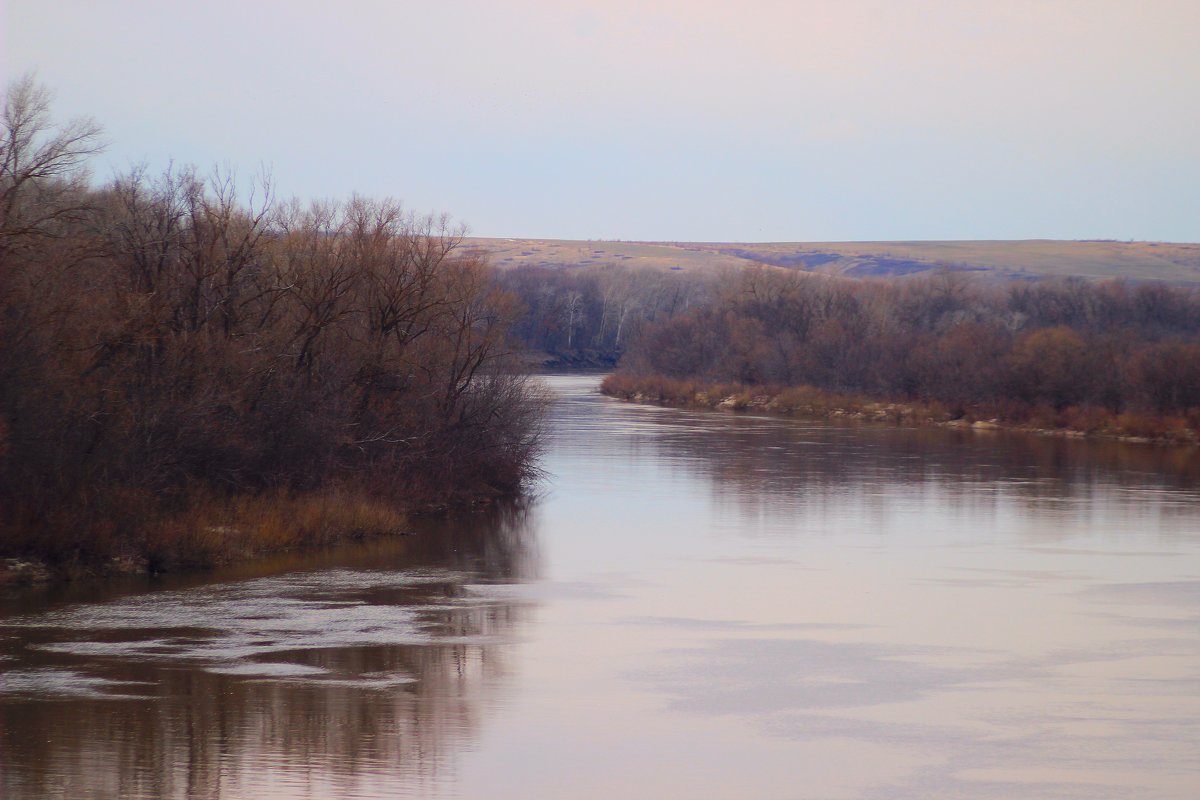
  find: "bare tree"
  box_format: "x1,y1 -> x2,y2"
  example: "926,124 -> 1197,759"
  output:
0,74 -> 103,264
562,290 -> 585,349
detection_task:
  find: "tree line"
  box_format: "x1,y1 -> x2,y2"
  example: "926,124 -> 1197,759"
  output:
0,78 -> 541,569
493,264 -> 712,364
609,265 -> 1200,435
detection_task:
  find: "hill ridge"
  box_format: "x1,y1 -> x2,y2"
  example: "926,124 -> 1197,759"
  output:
466,238 -> 1200,283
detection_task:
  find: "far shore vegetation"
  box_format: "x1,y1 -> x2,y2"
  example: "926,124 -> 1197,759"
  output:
594,266 -> 1200,444
0,77 -> 543,582
600,374 -> 1198,444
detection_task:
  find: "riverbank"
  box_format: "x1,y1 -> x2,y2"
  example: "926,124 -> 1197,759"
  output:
0,486 -> 500,586
600,373 -> 1200,446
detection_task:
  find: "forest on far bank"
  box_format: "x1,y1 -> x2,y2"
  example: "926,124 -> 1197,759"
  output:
590,266 -> 1200,439
493,246 -> 1200,440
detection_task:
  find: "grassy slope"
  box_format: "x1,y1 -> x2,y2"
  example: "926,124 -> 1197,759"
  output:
465,238 -> 746,274
467,238 -> 1200,282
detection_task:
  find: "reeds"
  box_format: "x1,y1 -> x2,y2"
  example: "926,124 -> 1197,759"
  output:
1,485 -> 412,580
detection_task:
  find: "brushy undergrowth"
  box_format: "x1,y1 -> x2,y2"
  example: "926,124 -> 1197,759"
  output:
1,485 -> 412,580
146,488 -> 411,572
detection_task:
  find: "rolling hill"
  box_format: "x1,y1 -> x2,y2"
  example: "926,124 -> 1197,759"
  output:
466,238 -> 1200,283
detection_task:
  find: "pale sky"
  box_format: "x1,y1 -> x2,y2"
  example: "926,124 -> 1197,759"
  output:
4,1 -> 1198,241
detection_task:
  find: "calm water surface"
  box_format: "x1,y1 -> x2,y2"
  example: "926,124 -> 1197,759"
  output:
3,374 -> 1200,799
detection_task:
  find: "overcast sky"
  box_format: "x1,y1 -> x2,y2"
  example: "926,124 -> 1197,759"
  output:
4,1 -> 1198,241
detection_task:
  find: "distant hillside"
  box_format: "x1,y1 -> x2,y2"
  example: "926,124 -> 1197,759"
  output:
467,238 -> 1200,283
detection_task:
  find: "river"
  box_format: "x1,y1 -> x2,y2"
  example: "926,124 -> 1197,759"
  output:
2,374 -> 1199,799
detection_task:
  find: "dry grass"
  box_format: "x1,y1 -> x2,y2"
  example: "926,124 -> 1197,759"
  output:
600,374 -> 947,422
468,238 -> 1200,283
143,487 -> 410,571
1,485 -> 410,580
466,237 -> 748,275
601,373 -> 1200,445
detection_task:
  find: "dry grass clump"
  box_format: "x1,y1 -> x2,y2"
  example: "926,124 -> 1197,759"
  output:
603,374 -> 947,424
0,485 -> 410,579
144,488 -> 410,572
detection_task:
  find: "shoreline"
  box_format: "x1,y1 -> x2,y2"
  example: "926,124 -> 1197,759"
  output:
0,487 -> 509,587
600,374 -> 1200,448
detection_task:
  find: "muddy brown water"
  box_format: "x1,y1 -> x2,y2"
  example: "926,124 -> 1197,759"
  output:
2,374 -> 1199,799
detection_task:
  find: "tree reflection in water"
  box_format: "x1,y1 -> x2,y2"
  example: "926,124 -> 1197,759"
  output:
632,409 -> 1200,533
0,501 -> 538,800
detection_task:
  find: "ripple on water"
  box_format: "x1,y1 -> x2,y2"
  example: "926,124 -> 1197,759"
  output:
0,668 -> 152,700
1,567 -> 525,691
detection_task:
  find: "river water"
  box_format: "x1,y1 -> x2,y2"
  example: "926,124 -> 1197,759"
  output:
2,374 -> 1199,799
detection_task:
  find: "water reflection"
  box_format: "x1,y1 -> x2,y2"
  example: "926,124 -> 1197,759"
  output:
3,376 -> 1200,800
0,503 -> 537,800
532,376 -> 1200,800
548,376 -> 1200,547
571,392 -> 1200,505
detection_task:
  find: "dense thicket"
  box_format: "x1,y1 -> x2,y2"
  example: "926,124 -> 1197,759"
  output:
0,78 -> 541,566
494,264 -> 711,364
617,266 -> 1200,428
